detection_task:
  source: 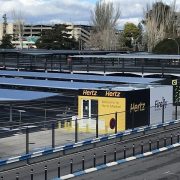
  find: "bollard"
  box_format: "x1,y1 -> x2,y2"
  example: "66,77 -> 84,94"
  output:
141,142 -> 144,154
114,148 -> 117,161
104,151 -> 106,164
93,153 -> 96,167
124,146 -> 126,159
171,134 -> 173,145
1,176 -> 3,180
149,140 -> 152,151
16,172 -> 19,180
177,133 -> 180,143
82,156 -> 85,170
45,165 -> 47,180
164,137 -> 167,147
58,162 -> 60,178
30,169 -> 33,180
132,144 -> 135,156
157,139 -> 159,149
70,159 -> 73,174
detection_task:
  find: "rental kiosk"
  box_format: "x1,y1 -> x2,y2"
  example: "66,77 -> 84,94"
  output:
77,85 -> 173,133
78,87 -> 150,132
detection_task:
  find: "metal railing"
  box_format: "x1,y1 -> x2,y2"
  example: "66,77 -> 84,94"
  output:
0,102 -> 179,159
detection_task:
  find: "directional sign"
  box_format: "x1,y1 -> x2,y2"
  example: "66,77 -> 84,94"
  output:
172,79 -> 180,105
172,79 -> 177,86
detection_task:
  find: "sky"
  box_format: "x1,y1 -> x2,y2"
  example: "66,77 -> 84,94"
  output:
0,0 -> 179,29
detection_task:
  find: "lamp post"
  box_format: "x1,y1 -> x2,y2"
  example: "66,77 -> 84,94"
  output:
168,38 -> 179,55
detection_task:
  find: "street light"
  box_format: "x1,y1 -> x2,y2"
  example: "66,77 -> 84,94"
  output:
168,38 -> 179,55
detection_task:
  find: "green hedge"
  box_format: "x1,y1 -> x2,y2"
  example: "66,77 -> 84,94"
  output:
153,38 -> 180,54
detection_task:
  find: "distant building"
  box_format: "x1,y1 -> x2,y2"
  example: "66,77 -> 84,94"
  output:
0,22 -> 92,49
66,24 -> 92,50
0,22 -> 52,41
23,24 -> 52,37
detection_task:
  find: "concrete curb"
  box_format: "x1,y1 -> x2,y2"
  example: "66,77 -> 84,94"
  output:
0,119 -> 180,166
52,142 -> 180,180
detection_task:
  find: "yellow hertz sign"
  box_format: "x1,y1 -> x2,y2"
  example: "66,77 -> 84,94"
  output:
172,80 -> 177,86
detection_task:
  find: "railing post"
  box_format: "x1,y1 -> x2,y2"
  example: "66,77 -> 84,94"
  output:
104,151 -> 106,164
26,128 -> 29,154
82,156 -> 85,170
124,146 -> 126,159
16,172 -> 19,180
132,144 -> 135,156
157,139 -> 159,149
115,112 -> 117,134
75,118 -> 78,143
30,169 -> 33,180
141,142 -> 144,154
114,148 -> 117,161
177,133 -> 180,143
45,165 -> 47,180
58,162 -> 60,178
171,134 -> 173,145
164,137 -> 167,147
103,64 -> 106,74
59,63 -> 62,72
149,140 -> 152,151
52,123 -> 55,148
93,153 -> 96,167
70,159 -> 73,174
175,104 -> 178,120
96,115 -> 98,138
162,104 -> 165,124
87,61 -> 89,72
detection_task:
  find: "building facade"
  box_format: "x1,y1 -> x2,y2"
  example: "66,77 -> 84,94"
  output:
0,22 -> 92,49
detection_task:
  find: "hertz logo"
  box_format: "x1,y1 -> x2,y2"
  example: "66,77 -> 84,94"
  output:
82,90 -> 97,96
105,91 -> 121,97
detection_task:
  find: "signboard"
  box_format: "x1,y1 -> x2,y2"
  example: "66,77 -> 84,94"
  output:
126,89 -> 150,129
150,86 -> 173,124
79,89 -> 125,98
172,79 -> 180,105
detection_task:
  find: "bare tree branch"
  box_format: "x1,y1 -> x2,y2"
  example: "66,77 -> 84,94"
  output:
11,10 -> 25,49
89,0 -> 121,50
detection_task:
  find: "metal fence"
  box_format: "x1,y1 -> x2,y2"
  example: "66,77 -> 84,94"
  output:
1,53 -> 180,75
1,129 -> 180,180
0,102 -> 179,160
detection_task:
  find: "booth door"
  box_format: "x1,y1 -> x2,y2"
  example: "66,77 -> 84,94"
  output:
82,99 -> 98,119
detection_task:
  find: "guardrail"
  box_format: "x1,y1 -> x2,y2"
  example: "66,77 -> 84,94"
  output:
52,142 -> 180,180
2,132 -> 180,180
0,119 -> 180,170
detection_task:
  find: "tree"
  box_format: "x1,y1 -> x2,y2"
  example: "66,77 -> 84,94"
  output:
0,34 -> 14,49
123,23 -> 141,48
143,1 -> 177,52
89,0 -> 121,50
36,24 -> 78,50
